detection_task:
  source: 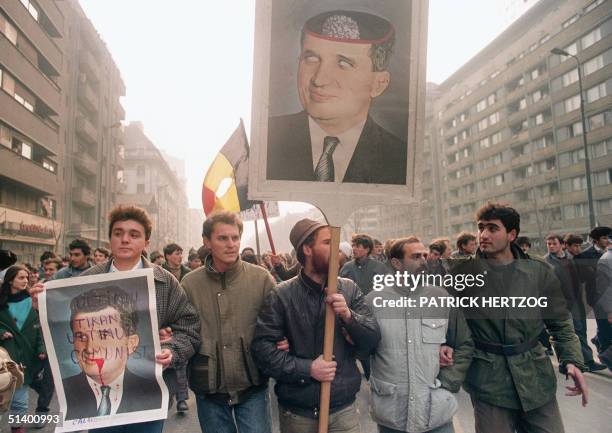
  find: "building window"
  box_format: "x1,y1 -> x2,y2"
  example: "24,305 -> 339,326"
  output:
479,137 -> 490,149
598,198 -> 612,214
585,0 -> 605,13
494,173 -> 505,186
562,68 -> 579,87
581,27 -> 602,50
136,165 -> 145,176
491,131 -> 503,145
588,111 -> 609,130
42,159 -> 56,173
586,82 -> 607,103
19,0 -> 40,22
561,176 -> 586,192
478,118 -> 488,132
592,169 -> 612,187
562,15 -> 579,29
476,98 -> 487,113
584,53 -> 606,75
563,94 -> 581,114
0,124 -> 11,148
20,141 -> 32,159
0,12 -> 18,45
564,41 -> 578,56
137,184 -> 145,194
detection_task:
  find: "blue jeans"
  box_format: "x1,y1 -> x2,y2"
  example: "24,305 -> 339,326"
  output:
196,387 -> 272,433
10,385 -> 29,419
89,419 -> 164,433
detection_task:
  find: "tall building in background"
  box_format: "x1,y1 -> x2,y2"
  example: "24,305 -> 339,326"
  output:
431,0 -> 611,250
121,121 -> 188,252
187,208 -> 204,251
0,0 -> 64,264
60,0 -> 125,250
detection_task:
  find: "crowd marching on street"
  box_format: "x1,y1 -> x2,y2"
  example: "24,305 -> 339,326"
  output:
0,202 -> 610,433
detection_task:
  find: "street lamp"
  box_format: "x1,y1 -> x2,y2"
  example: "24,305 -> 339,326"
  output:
550,47 -> 596,228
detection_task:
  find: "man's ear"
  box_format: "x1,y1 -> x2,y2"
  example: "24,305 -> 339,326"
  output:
508,229 -> 518,244
390,257 -> 402,272
127,334 -> 139,355
371,71 -> 390,98
203,236 -> 211,250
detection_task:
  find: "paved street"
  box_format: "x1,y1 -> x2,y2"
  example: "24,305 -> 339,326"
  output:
3,321 -> 611,433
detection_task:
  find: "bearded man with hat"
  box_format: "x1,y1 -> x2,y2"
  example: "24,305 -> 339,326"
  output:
266,9 -> 407,184
252,218 -> 380,433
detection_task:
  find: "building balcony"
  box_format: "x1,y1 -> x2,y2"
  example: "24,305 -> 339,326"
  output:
78,82 -> 99,113
0,91 -> 59,154
117,103 -> 126,121
0,147 -> 59,195
76,116 -> 98,145
2,0 -> 62,73
0,205 -> 59,245
73,151 -> 97,176
79,49 -> 100,84
72,186 -> 96,208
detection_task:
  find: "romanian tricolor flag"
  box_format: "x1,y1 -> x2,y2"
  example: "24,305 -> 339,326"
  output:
202,120 -> 254,216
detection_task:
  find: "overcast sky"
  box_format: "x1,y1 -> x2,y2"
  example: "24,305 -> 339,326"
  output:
79,0 -> 536,211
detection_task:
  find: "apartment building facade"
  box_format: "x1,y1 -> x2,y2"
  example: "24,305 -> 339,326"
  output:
433,0 -> 611,249
0,0 -> 64,264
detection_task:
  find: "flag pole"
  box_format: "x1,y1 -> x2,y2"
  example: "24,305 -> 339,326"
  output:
259,202 -> 276,254
254,219 -> 262,260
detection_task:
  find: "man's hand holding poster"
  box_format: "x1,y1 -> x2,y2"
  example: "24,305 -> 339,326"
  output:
40,269 -> 168,432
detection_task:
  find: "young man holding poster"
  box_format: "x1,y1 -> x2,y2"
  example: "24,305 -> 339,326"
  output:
30,205 -> 201,433
252,218 -> 380,433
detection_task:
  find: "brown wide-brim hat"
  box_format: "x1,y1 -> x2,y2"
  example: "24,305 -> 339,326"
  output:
290,219 -> 328,252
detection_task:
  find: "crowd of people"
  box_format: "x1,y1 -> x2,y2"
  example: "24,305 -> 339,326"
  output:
0,202 -> 610,433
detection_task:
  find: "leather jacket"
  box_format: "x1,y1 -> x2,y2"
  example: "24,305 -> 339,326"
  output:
251,271 -> 380,417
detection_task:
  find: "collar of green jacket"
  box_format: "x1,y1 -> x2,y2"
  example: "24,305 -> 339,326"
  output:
465,242 -> 533,275
204,254 -> 241,280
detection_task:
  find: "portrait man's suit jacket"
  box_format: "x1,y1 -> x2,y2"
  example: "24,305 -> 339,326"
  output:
63,368 -> 162,420
266,111 -> 407,184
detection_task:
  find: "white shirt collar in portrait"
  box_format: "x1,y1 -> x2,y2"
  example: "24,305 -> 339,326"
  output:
109,258 -> 144,273
309,116 -> 366,182
85,370 -> 125,416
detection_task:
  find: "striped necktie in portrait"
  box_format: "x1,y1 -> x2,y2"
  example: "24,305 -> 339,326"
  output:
314,136 -> 340,182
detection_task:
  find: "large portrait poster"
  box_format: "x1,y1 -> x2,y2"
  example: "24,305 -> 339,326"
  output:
250,0 -> 428,224
40,269 -> 168,432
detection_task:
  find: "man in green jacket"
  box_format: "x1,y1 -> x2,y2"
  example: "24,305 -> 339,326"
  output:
447,203 -> 588,433
181,211 -> 277,433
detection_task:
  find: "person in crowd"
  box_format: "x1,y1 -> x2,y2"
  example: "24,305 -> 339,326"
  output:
0,250 -> 18,283
25,265 -> 40,287
149,250 -> 165,266
93,247 -> 111,265
187,252 -> 203,270
564,233 -> 584,258
447,203 -> 588,433
162,243 -> 191,282
53,239 -> 92,280
0,265 -> 46,433
367,236 -> 473,433
427,241 -> 447,276
338,241 -> 352,268
596,239 -> 612,370
515,236 -> 531,254
270,249 -> 301,281
371,239 -> 385,262
37,251 -> 56,277
61,256 -> 69,269
544,234 -> 605,372
575,226 -> 612,356
30,205 -> 201,433
42,258 -> 62,282
197,245 -> 210,263
340,233 -> 389,295
450,232 -> 477,258
241,247 -> 260,265
181,211 -> 276,433
252,218 -> 380,433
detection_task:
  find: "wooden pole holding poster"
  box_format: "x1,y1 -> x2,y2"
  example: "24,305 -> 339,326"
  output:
259,202 -> 276,254
318,225 -> 341,433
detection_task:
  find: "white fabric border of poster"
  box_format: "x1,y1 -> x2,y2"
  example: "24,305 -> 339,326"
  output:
39,268 -> 169,432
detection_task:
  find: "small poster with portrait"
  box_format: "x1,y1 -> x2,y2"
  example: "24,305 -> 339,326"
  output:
249,0 -> 428,225
39,269 -> 168,432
